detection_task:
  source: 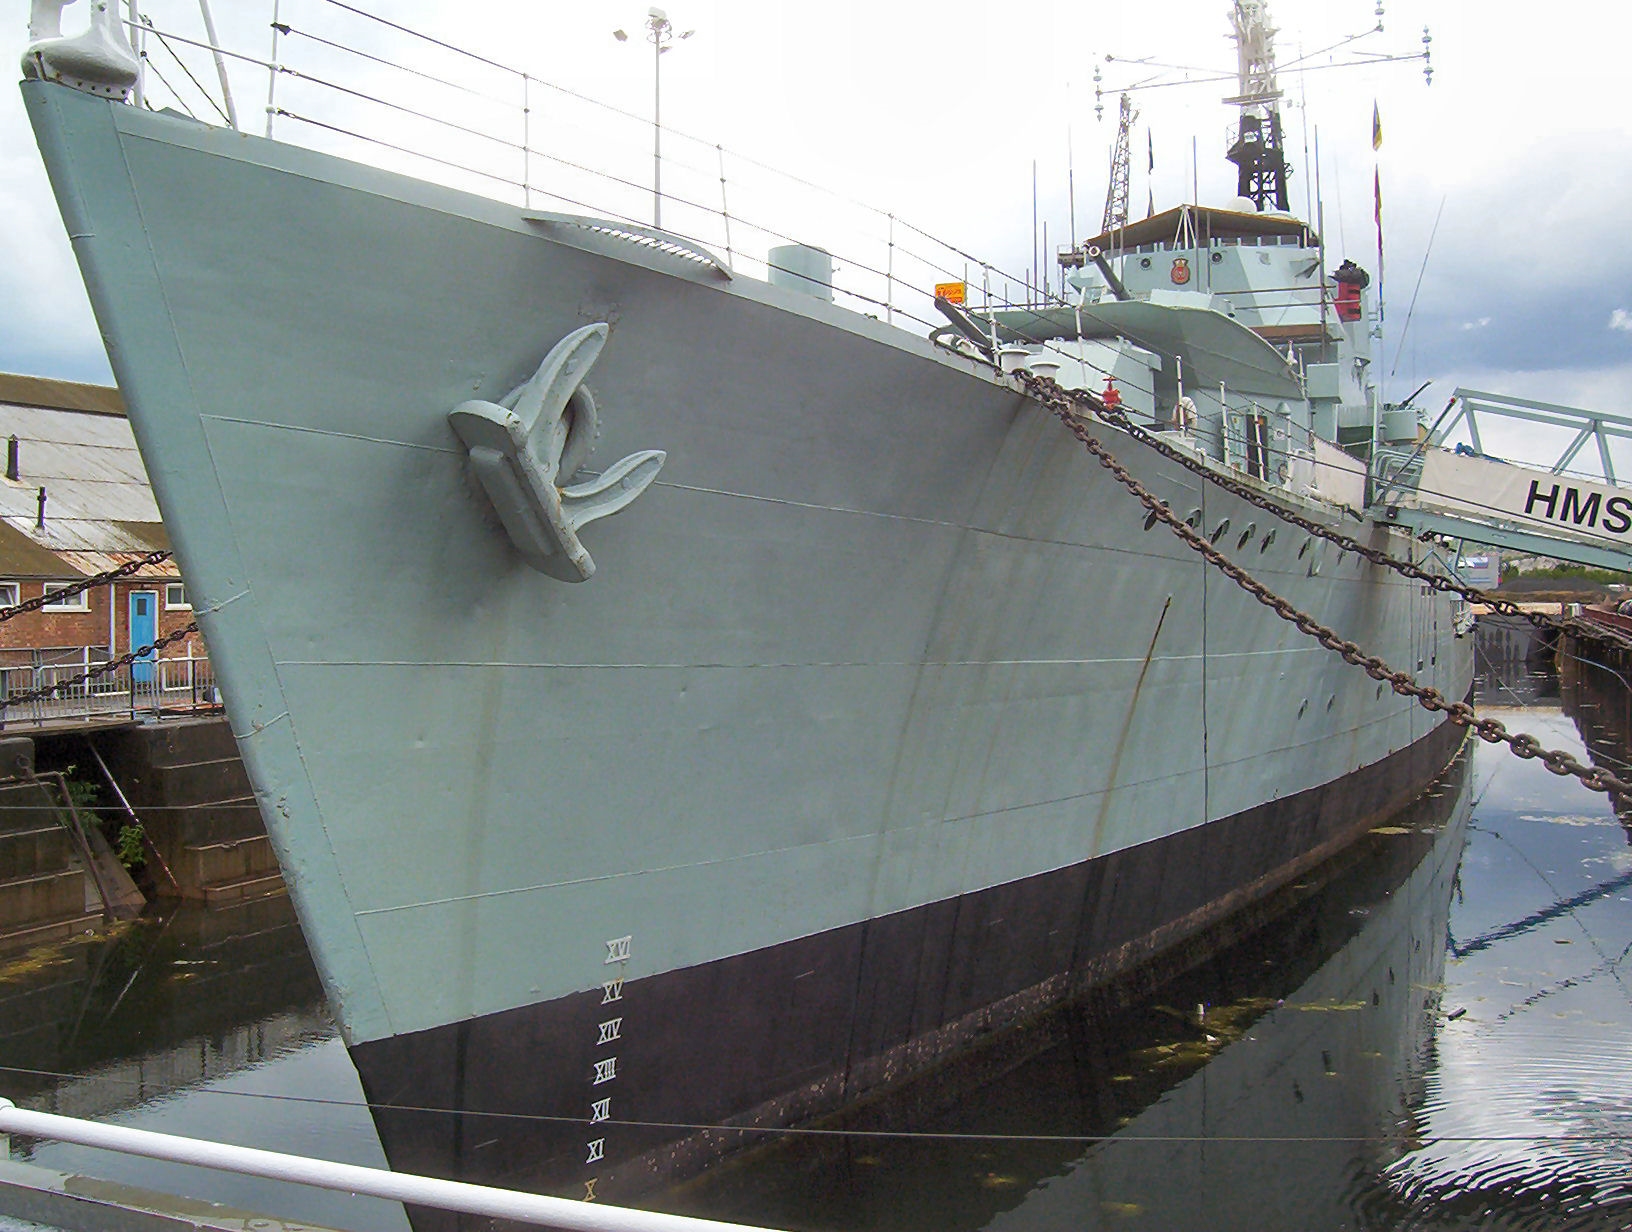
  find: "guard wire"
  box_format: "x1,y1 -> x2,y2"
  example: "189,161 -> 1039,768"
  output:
294,2 -> 1043,305
142,19 -> 232,126
1,1064 -> 1628,1147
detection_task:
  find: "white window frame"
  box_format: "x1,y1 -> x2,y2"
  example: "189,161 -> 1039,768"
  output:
164,582 -> 191,611
40,581 -> 89,612
0,582 -> 18,609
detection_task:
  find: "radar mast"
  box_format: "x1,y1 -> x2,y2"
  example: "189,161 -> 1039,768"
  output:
1225,0 -> 1290,212
1102,94 -> 1138,232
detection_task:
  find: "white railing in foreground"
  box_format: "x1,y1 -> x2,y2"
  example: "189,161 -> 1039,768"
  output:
0,1099 -> 783,1232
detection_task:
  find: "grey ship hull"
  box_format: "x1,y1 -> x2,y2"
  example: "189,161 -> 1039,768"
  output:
664,750 -> 1474,1230
26,80 -> 1471,1204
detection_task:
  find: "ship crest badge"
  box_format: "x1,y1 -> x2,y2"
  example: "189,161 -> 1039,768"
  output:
448,323 -> 665,583
1170,257 -> 1192,285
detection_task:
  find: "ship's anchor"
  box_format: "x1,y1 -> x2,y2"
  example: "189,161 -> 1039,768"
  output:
449,323 -> 665,582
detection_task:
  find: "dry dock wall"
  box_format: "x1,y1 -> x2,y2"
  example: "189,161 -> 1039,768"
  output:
92,718 -> 281,904
0,718 -> 284,946
0,737 -> 101,948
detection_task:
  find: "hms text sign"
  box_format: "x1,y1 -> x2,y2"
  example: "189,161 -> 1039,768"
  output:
1417,452 -> 1632,544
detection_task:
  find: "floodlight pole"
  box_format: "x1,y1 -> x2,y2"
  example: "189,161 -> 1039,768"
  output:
616,9 -> 691,231
652,14 -> 664,229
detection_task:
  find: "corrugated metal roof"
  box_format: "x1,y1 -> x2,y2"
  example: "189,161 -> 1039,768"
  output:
0,520 -> 87,579
0,374 -> 125,416
0,386 -> 165,555
55,548 -> 177,579
0,378 -> 182,588
0,402 -> 133,444
0,479 -> 159,522
109,520 -> 170,551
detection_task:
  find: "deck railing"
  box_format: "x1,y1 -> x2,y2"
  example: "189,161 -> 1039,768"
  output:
113,0 -> 1065,340
0,651 -> 218,728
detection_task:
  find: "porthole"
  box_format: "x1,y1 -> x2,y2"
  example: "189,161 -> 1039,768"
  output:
1260,528 -> 1277,552
1140,256 -> 1152,269
1211,518 -> 1231,543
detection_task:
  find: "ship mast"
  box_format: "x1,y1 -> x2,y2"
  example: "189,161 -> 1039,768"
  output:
1101,93 -> 1138,233
1225,0 -> 1290,212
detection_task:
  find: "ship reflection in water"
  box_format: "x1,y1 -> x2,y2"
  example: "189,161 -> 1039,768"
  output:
0,896 -> 408,1232
2,616 -> 1630,1231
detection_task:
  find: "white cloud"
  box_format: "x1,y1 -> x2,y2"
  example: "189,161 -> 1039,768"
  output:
6,0 -> 1632,402
1611,309 -> 1632,333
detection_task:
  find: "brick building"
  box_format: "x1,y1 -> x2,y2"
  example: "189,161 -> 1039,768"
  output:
0,374 -> 207,700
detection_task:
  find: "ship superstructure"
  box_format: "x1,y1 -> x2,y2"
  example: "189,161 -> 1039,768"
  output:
989,0 -> 1395,506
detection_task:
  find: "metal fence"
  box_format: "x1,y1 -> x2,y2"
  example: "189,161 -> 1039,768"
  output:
0,652 -> 218,728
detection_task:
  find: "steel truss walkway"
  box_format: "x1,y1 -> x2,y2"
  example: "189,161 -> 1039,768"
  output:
1369,388 -> 1632,573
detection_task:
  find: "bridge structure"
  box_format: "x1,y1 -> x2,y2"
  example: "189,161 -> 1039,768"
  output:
1369,388 -> 1632,574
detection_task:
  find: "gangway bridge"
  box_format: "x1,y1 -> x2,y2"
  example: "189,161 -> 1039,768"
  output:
1368,388 -> 1632,573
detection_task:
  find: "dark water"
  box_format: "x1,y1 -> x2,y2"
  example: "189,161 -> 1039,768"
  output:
2,616 -> 1630,1231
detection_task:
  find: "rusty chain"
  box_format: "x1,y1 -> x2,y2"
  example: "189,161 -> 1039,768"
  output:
0,550 -> 174,623
0,387 -> 1609,787
0,622 -> 201,712
0,548 -> 198,712
1031,379 -> 1617,650
1015,371 -> 1632,806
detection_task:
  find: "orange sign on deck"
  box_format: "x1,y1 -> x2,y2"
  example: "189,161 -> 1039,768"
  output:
934,281 -> 967,306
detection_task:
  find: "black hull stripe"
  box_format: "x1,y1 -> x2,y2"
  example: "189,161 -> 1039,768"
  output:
352,717 -> 1466,1213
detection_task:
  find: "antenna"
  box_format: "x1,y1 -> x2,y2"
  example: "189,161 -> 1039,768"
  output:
1102,94 -> 1137,232
1314,125 -> 1329,360
1067,90 -> 1077,251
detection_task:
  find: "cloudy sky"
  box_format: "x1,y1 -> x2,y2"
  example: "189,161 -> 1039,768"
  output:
5,0 -> 1630,463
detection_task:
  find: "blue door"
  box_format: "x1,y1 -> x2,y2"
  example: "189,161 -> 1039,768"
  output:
129,590 -> 157,685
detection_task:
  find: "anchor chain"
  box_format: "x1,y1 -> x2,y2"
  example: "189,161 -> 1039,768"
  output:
1025,377 -> 1612,650
0,622 -> 200,712
1015,372 -> 1632,806
0,550 -> 174,623
0,549 -> 200,712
